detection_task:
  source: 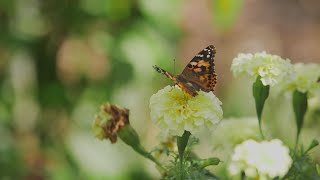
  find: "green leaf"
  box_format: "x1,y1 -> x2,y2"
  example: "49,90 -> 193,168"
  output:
252,76 -> 270,139
292,90 -> 308,145
285,153 -> 320,179
177,130 -> 191,180
177,131 -> 191,159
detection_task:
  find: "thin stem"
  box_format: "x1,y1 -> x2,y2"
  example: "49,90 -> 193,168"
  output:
146,153 -> 166,172
241,171 -> 245,180
294,132 -> 300,155
179,156 -> 183,180
259,122 -> 265,140
134,144 -> 166,172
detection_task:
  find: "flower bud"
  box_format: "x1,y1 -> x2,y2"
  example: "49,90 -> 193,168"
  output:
194,157 -> 221,169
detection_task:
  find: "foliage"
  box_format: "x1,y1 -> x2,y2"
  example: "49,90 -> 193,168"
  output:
1,0 -> 320,179
285,140 -> 320,179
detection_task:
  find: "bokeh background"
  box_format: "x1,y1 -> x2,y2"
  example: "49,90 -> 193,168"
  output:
0,0 -> 320,179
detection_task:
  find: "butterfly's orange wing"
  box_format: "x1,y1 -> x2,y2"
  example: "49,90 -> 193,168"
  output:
153,45 -> 217,97
177,45 -> 217,93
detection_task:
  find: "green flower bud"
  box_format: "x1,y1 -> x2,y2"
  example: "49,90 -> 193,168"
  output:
194,157 -> 221,169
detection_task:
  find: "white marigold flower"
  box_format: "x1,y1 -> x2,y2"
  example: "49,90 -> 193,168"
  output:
231,52 -> 294,86
212,117 -> 262,150
228,139 -> 292,179
149,85 -> 223,136
288,63 -> 320,94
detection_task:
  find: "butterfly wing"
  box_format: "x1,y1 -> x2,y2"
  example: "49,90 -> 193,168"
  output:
153,65 -> 198,96
177,45 -> 217,92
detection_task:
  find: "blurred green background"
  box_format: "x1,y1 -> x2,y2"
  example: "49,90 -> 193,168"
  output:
0,0 -> 320,179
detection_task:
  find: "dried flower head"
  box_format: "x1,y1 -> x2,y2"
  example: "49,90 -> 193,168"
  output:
93,103 -> 129,143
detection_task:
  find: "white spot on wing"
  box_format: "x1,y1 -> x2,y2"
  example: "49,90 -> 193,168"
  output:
186,82 -> 193,87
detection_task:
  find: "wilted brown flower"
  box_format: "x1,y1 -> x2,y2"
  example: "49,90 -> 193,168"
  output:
92,102 -> 166,172
93,103 -> 129,143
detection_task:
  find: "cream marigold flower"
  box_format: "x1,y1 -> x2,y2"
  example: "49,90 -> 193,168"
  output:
285,63 -> 320,95
149,85 -> 223,136
212,117 -> 262,149
231,52 -> 294,86
228,139 -> 292,179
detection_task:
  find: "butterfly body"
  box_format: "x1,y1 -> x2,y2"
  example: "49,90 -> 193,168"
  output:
153,45 -> 217,97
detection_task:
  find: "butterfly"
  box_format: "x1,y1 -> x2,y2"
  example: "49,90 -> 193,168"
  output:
153,45 -> 217,97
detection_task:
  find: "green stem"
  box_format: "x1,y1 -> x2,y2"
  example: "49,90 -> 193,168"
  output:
133,144 -> 166,172
258,122 -> 265,140
118,125 -> 166,172
241,171 -> 245,180
294,132 -> 300,154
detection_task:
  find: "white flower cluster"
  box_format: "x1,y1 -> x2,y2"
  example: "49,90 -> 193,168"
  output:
228,139 -> 292,179
231,52 -> 294,86
149,85 -> 223,137
232,52 -> 320,97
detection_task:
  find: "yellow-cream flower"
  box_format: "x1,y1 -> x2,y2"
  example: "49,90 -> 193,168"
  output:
231,52 -> 294,86
228,139 -> 292,179
212,117 -> 262,149
288,63 -> 320,95
149,85 -> 223,136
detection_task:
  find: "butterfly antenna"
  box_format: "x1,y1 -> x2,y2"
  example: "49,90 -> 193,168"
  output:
173,59 -> 176,75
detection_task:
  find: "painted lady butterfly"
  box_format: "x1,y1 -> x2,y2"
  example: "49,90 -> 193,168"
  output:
153,45 -> 217,96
